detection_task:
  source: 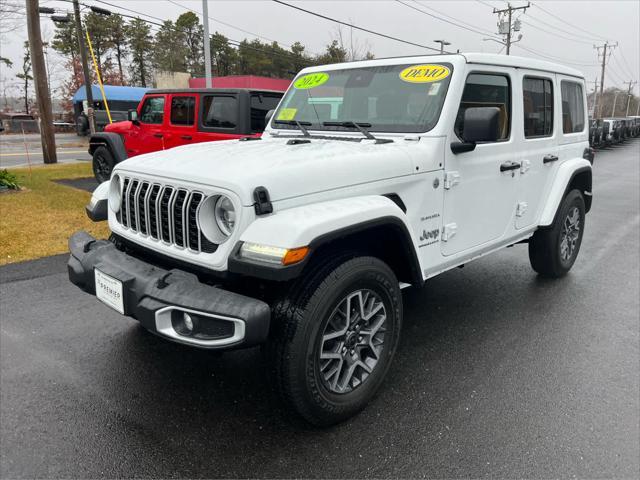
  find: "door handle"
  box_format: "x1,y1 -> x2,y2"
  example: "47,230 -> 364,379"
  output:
500,161 -> 521,172
543,154 -> 559,164
181,135 -> 192,140
153,133 -> 163,138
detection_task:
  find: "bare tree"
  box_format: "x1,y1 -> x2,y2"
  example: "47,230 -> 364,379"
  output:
333,24 -> 374,62
15,41 -> 32,113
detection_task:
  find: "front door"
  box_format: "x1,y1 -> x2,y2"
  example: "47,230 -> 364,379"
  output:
441,69 -> 520,256
131,95 -> 167,155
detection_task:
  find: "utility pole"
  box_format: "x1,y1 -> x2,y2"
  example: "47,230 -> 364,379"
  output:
202,0 -> 212,88
623,80 -> 637,116
26,0 -> 57,163
588,78 -> 599,116
611,91 -> 620,117
493,2 -> 529,55
433,39 -> 451,54
73,0 -> 95,133
594,41 -> 616,118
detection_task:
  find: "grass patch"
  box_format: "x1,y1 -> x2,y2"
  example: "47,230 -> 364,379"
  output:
0,163 -> 109,265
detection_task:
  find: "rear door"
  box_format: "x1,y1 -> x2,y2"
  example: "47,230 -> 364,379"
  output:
164,94 -> 197,149
515,72 -> 558,229
194,93 -> 245,143
132,95 -> 167,154
249,92 -> 283,134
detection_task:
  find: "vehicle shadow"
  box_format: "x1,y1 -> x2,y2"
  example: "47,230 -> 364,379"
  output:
93,251 -> 582,476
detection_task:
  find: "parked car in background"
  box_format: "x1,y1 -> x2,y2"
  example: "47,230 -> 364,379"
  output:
589,118 -> 604,147
89,88 -> 284,182
0,113 -> 39,133
74,85 -> 148,136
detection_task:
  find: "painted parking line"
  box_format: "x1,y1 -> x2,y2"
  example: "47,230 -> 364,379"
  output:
0,150 -> 88,157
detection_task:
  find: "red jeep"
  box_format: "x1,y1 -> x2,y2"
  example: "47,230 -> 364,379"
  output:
89,88 -> 284,182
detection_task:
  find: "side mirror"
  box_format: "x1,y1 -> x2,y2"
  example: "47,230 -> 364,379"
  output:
451,107 -> 500,154
265,109 -> 275,126
127,109 -> 139,125
462,107 -> 501,143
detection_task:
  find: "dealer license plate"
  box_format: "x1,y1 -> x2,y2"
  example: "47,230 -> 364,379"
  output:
94,269 -> 125,314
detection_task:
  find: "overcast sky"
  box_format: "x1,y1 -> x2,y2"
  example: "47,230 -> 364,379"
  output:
0,0 -> 638,98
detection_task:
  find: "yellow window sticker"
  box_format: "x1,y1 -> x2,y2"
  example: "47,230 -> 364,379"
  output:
399,64 -> 450,83
294,72 -> 329,90
277,108 -> 297,121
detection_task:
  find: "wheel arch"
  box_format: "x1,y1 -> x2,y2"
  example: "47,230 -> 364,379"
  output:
539,160 -> 592,227
88,132 -> 127,163
230,196 -> 424,286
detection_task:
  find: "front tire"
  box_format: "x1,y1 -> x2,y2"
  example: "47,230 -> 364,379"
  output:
267,255 -> 402,426
92,145 -> 116,183
529,189 -> 585,278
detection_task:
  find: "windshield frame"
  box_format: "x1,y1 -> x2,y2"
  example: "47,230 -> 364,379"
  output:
271,62 -> 454,135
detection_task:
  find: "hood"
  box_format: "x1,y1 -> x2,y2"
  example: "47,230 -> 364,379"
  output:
104,120 -> 132,133
114,136 -> 422,205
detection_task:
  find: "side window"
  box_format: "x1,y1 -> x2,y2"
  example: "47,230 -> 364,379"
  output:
170,96 -> 195,126
523,77 -> 553,138
250,94 -> 281,132
561,81 -> 585,133
139,96 -> 165,124
455,73 -> 511,141
202,96 -> 237,129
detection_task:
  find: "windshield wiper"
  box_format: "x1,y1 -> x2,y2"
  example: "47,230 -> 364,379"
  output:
323,121 -> 376,140
273,119 -> 312,137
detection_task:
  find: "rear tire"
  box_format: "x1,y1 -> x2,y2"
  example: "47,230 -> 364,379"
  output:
92,145 -> 116,183
529,189 -> 585,278
266,255 -> 402,427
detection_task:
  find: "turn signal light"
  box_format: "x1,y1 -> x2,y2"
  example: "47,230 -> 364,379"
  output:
282,246 -> 310,266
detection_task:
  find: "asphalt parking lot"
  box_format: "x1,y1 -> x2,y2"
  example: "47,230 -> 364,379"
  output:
1,141 -> 638,478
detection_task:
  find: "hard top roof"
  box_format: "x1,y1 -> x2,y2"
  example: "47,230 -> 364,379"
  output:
145,88 -> 284,95
298,52 -> 585,79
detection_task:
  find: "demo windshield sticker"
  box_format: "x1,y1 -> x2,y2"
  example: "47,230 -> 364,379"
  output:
293,72 -> 330,89
399,64 -> 450,83
276,108 -> 297,121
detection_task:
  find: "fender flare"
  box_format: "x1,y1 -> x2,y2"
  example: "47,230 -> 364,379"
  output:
539,159 -> 592,227
89,132 -> 127,163
229,195 -> 423,284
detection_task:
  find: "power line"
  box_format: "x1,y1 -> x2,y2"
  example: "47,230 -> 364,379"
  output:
166,0 -> 303,52
616,47 -> 637,79
399,0 -> 499,39
85,0 -> 317,65
519,18 -> 593,45
513,44 -> 598,67
271,0 -> 442,53
531,1 -> 609,42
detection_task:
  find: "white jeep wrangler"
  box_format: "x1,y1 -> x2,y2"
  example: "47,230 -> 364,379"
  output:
69,53 -> 593,426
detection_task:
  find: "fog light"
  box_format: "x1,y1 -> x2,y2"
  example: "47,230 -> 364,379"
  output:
183,313 -> 194,332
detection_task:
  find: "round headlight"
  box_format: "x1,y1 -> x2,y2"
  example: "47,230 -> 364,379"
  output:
108,174 -> 122,213
198,195 -> 237,244
214,195 -> 236,236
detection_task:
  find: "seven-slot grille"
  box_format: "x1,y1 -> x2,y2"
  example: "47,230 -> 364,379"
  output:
116,177 -> 217,253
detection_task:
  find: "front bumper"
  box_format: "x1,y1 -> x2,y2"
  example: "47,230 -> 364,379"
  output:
68,231 -> 270,349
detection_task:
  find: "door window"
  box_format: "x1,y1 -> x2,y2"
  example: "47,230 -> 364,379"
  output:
523,77 -> 553,138
250,94 -> 281,132
561,81 -> 585,133
170,96 -> 195,125
455,73 -> 511,141
139,96 -> 165,124
202,96 -> 237,129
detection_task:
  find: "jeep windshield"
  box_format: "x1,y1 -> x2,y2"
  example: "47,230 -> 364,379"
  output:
272,63 -> 453,134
